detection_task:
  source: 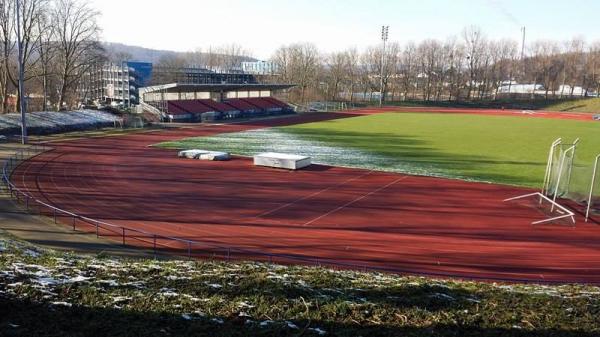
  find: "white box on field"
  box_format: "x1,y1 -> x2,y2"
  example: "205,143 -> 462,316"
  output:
254,152 -> 312,170
178,149 -> 231,161
198,151 -> 230,161
178,149 -> 210,158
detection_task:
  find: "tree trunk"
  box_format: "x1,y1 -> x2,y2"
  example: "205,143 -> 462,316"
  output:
58,72 -> 69,110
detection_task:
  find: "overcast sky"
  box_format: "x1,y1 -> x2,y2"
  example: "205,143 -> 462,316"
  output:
89,0 -> 599,59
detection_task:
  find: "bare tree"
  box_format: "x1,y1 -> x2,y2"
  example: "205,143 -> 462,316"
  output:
52,0 -> 102,110
345,48 -> 359,102
463,26 -> 486,100
0,0 -> 47,112
325,51 -> 348,101
36,8 -> 55,111
0,0 -> 14,112
272,43 -> 320,104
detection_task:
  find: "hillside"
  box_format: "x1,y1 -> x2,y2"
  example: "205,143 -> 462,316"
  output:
1,232 -> 599,336
103,42 -> 258,64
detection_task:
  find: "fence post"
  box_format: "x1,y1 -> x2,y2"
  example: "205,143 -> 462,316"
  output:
72,216 -> 76,231
96,223 -> 99,238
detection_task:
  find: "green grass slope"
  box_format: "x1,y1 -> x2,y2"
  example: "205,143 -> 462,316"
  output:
1,233 -> 600,337
543,98 -> 600,113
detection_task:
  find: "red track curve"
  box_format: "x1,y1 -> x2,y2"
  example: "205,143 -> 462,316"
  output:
11,109 -> 600,284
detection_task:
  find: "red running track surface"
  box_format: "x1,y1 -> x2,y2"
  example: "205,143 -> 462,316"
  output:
11,110 -> 600,283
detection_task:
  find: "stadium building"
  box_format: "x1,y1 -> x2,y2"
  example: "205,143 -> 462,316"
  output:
241,61 -> 278,75
79,61 -> 153,107
139,82 -> 295,122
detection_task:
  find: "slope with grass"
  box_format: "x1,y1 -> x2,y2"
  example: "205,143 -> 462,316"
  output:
1,232 -> 600,337
158,112 -> 600,187
544,98 -> 600,113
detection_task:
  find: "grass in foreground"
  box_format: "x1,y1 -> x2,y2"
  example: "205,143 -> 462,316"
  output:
157,112 -> 600,187
1,232 -> 599,337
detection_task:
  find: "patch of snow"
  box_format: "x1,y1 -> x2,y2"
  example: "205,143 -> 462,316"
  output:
259,320 -> 274,327
238,301 -> 255,309
286,321 -> 299,329
87,264 -> 107,270
430,293 -> 455,301
211,318 -> 224,324
166,275 -> 192,281
65,276 -> 92,283
466,297 -> 481,303
112,296 -> 132,303
96,279 -> 119,287
297,280 -> 309,287
23,249 -> 41,258
50,301 -> 72,307
158,288 -> 179,297
33,277 -> 60,287
122,281 -> 145,289
308,327 -> 327,335
205,283 -> 222,289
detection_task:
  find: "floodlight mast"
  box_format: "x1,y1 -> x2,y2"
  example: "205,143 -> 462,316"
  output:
520,26 -> 526,75
379,25 -> 389,107
16,0 -> 27,144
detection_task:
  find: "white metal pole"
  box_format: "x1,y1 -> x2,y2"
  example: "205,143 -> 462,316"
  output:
564,138 -> 580,195
552,144 -> 576,212
16,0 -> 27,144
520,27 -> 526,61
542,138 -> 561,196
379,26 -> 388,107
586,154 -> 600,222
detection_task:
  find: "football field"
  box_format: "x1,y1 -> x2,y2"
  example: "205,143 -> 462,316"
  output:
159,111 -> 600,187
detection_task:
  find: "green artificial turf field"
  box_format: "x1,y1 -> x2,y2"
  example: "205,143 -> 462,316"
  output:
158,112 -> 600,187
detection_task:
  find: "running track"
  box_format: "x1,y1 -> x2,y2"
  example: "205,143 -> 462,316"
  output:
11,108 -> 600,283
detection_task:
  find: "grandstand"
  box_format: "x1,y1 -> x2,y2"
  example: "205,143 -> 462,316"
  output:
139,83 -> 295,122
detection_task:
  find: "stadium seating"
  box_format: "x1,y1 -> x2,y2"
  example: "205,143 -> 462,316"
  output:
225,99 -> 259,113
241,97 -> 292,114
163,97 -> 292,122
198,99 -> 241,119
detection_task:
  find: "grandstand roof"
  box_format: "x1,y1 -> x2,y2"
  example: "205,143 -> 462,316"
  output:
139,83 -> 295,94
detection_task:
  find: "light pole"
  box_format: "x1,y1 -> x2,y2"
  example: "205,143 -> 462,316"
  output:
520,26 -> 526,79
15,0 -> 27,144
379,25 -> 389,107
